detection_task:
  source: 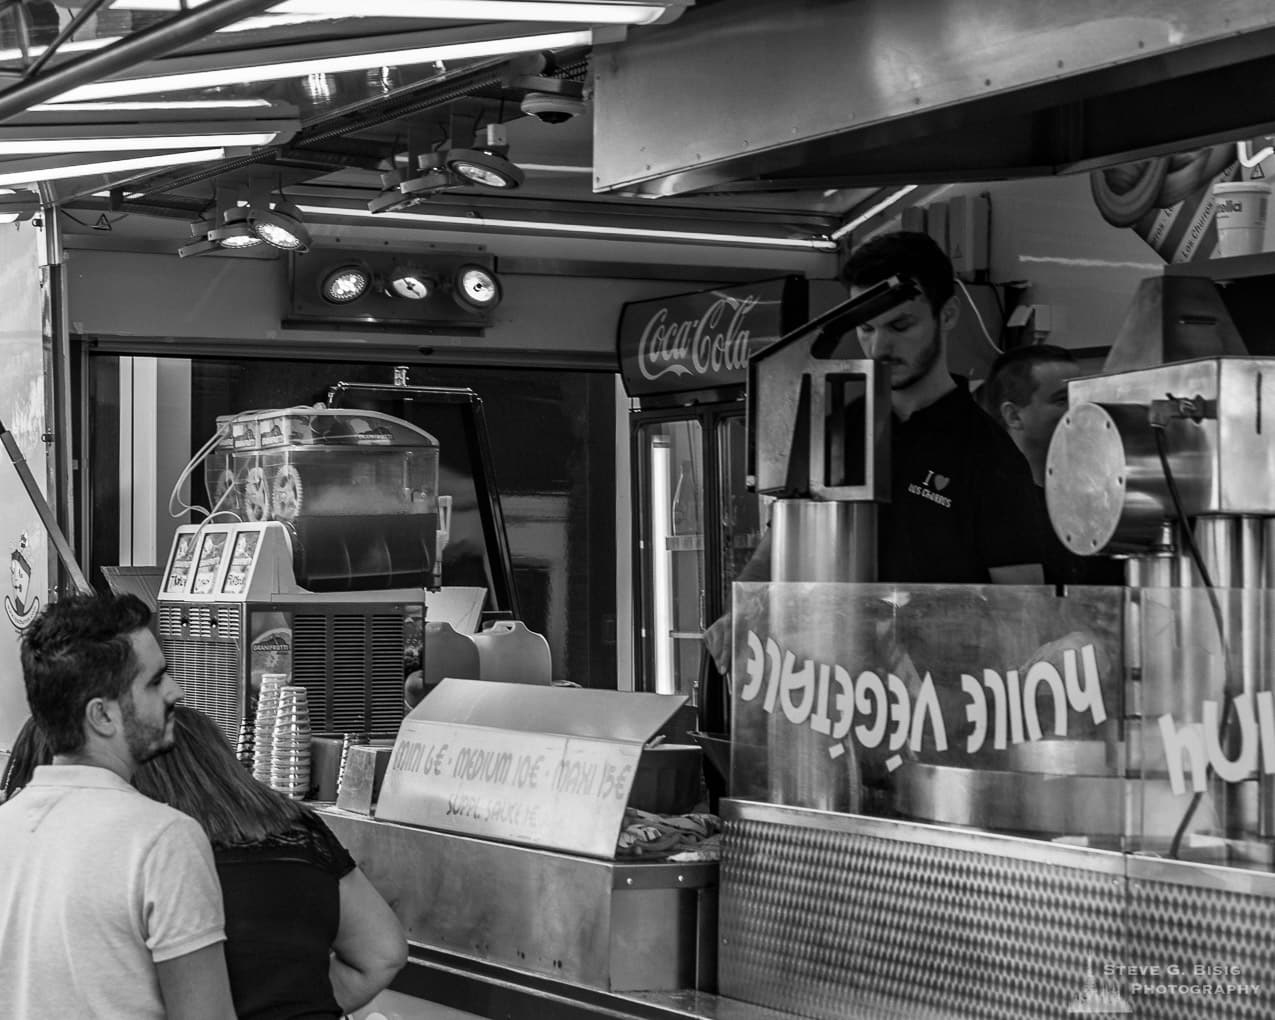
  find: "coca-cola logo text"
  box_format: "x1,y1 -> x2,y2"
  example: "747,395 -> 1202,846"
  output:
635,295 -> 761,382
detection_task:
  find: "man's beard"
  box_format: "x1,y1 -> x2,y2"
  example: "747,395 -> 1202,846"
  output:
890,326 -> 943,391
120,693 -> 174,764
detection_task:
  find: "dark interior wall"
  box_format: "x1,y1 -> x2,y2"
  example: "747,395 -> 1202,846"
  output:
184,358 -> 616,688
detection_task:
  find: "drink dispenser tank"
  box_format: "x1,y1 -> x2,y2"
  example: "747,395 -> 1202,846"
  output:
209,408 -> 441,592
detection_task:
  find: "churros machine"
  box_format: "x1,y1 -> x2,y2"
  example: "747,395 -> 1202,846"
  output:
158,407 -> 448,745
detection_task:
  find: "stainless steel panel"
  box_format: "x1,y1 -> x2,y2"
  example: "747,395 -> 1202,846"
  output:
324,810 -> 615,987
610,888 -> 697,992
320,810 -> 716,993
892,761 -> 1220,843
1102,276 -> 1247,375
593,0 -> 1275,195
766,502 -> 875,814
720,802 -> 1275,1019
1066,358 -> 1275,519
769,501 -> 875,583
1125,857 -> 1275,1019
718,801 -> 1126,1020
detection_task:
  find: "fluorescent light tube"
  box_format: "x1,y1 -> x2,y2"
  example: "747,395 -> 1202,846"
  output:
297,203 -> 838,250
50,30 -> 594,103
0,133 -> 277,155
31,100 -> 275,112
831,185 -> 918,240
112,1 -> 672,24
0,148 -> 228,186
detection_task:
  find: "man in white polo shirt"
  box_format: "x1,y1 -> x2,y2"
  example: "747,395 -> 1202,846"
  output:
0,593 -> 236,1019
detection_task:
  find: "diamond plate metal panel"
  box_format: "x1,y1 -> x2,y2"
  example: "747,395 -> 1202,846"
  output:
1125,861 -> 1275,1020
719,807 -> 1126,1020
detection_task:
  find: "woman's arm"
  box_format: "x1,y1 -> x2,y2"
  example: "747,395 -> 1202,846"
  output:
330,866 -> 408,1013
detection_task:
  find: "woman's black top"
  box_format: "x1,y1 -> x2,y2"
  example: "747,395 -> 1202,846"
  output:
214,812 -> 356,1020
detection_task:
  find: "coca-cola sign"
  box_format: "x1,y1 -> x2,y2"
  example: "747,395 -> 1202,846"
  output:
617,276 -> 806,397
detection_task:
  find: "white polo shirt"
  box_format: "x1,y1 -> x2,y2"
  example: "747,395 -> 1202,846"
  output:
0,764 -> 226,1018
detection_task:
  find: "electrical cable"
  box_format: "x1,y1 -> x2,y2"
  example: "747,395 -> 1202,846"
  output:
955,278 -> 1003,355
1152,423 -> 1235,860
168,418 -> 232,520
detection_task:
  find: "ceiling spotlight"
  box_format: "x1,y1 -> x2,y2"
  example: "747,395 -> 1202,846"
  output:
444,148 -> 524,190
385,263 -> 435,300
208,205 -> 262,249
443,124 -> 524,190
453,263 -> 502,310
320,263 -> 372,304
368,162 -> 454,214
248,198 -> 311,252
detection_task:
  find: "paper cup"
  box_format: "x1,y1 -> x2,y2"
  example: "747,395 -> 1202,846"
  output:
1213,181 -> 1270,257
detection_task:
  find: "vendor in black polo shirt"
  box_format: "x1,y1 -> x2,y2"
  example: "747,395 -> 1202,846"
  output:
844,231 -> 1042,585
704,231 -> 1044,672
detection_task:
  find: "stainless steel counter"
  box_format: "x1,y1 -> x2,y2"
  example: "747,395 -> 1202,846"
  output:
319,807 -> 717,995
385,945 -> 949,1020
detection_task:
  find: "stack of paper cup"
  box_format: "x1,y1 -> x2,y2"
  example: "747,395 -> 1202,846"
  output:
235,716 -> 255,769
1213,181 -> 1270,257
251,675 -> 286,784
270,686 -> 312,799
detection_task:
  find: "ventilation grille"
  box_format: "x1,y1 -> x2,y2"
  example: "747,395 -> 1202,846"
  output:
158,603 -> 243,643
159,604 -> 244,745
289,609 -> 406,736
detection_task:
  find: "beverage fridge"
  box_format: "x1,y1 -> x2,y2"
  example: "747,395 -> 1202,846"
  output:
618,276 -> 808,728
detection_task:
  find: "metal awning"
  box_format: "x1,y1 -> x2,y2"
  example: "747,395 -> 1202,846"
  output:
592,0 -> 1275,198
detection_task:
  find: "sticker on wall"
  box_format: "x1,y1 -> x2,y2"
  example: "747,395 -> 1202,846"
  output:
1090,144 -> 1237,263
4,532 -> 38,633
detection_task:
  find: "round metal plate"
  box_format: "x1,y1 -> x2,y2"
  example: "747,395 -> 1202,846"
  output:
1045,402 -> 1127,555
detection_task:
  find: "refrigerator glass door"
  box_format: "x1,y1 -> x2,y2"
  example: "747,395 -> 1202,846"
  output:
636,419 -> 704,698
716,412 -> 762,609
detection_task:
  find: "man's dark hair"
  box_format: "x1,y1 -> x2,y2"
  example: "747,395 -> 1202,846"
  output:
20,593 -> 152,755
982,344 -> 1077,425
840,231 -> 956,315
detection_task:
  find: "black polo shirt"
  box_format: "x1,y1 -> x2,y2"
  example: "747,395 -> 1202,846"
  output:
880,381 -> 1041,583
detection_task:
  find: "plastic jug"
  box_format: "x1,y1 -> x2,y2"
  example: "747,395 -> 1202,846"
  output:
405,622 -> 480,707
471,620 -> 552,685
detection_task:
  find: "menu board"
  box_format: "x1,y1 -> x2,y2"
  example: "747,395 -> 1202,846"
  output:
191,532 -> 228,595
377,719 -> 641,858
222,530 -> 260,595
164,532 -> 198,594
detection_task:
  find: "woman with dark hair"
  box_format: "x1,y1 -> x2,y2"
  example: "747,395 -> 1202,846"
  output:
1,716 -> 53,802
134,705 -> 407,1019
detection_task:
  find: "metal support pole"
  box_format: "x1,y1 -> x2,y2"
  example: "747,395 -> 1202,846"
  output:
0,422 -> 91,595
0,0 -> 280,122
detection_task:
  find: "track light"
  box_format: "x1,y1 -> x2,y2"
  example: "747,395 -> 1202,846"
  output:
444,149 -> 524,190
444,125 -> 524,190
249,198 -> 311,252
368,159 -> 455,214
207,205 -> 262,249
320,263 -> 372,303
368,127 -> 524,214
453,263 -> 502,311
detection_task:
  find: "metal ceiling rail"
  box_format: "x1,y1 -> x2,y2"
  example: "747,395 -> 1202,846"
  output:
0,0 -> 279,124
127,60 -> 519,199
126,49 -> 593,200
